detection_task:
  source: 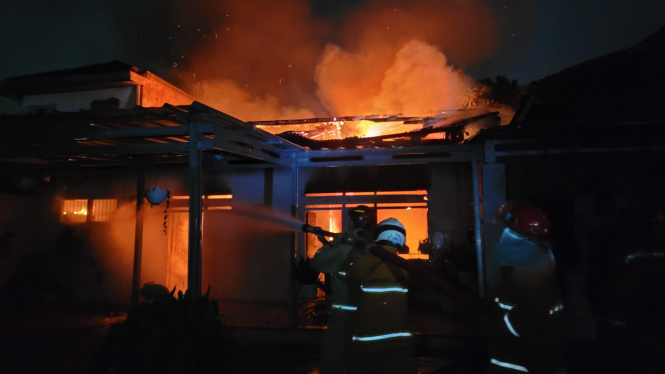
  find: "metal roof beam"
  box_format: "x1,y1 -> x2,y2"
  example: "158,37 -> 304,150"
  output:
297,145 -> 473,167
212,126 -> 292,167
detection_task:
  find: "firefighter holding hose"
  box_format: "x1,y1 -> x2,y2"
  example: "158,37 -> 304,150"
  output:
303,207 -> 485,373
307,205 -> 377,374
345,218 -> 417,374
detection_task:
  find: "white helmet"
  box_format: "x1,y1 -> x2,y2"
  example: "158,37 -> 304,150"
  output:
374,218 -> 406,248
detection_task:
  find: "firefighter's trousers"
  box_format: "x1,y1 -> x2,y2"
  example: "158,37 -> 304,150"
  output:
319,308 -> 355,374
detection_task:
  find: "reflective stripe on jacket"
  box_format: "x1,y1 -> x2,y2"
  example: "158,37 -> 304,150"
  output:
347,245 -> 413,352
310,232 -> 354,307
488,266 -> 566,373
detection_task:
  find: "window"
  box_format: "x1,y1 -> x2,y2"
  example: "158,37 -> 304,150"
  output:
92,199 -> 118,222
61,199 -> 118,223
61,199 -> 88,223
305,209 -> 342,258
304,190 -> 429,259
169,195 -> 233,211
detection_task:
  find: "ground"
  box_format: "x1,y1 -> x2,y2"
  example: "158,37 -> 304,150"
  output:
0,310 -> 634,374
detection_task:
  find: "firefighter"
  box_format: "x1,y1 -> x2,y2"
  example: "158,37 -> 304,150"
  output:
346,218 -> 417,374
310,205 -> 376,374
486,201 -> 566,374
606,205 -> 665,373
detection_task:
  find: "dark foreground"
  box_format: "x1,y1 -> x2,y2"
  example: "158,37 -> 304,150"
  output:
0,312 -> 650,374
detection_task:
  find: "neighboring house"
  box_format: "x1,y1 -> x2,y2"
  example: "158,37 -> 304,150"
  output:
0,60 -> 194,113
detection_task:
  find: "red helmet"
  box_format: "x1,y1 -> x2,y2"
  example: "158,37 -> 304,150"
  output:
497,201 -> 550,242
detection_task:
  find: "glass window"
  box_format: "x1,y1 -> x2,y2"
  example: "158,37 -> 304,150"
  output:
61,199 -> 88,223
92,199 -> 118,222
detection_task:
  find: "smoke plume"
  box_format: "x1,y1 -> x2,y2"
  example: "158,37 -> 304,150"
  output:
178,0 -> 497,120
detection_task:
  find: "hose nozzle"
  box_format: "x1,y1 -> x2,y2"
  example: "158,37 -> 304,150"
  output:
302,224 -> 335,237
302,224 -> 319,234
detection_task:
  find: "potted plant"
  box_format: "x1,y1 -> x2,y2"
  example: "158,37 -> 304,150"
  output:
291,256 -> 321,299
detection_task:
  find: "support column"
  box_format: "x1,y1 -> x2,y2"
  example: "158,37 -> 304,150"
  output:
288,154 -> 300,328
130,171 -> 146,308
471,149 -> 486,299
264,168 -> 274,208
480,161 -> 506,298
188,123 -> 203,299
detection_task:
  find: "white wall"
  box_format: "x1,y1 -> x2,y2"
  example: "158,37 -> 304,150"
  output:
22,86 -> 137,112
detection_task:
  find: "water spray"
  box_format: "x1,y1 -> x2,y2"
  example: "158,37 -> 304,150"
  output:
225,204 -> 486,309
221,204 -> 337,236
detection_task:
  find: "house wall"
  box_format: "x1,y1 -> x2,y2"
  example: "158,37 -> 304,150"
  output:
427,163 -> 474,248
0,161 -> 476,311
22,86 -> 137,112
55,174 -> 139,306
0,173 -> 139,309
0,193 -> 63,302
139,169 -> 294,304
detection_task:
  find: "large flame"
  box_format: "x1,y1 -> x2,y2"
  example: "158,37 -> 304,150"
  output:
179,0 -> 498,127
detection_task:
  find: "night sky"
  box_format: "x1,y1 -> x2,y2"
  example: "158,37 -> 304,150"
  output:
1,0 -> 663,114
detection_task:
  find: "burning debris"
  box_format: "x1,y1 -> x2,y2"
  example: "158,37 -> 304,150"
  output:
253,109 -> 500,149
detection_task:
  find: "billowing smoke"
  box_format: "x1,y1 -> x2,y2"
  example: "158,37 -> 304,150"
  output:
178,0 -> 497,120
316,40 -> 477,116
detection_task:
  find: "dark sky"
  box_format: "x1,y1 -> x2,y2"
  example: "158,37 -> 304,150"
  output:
0,0 -> 663,111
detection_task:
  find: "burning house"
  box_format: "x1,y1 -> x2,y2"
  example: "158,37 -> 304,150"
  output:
0,60 -> 499,334
0,27 -> 664,352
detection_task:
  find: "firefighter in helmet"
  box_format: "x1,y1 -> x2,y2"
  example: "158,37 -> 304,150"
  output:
310,205 -> 377,374
486,201 -> 566,374
345,218 -> 417,374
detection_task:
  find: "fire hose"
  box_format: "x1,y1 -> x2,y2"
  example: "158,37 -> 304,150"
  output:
302,224 -> 488,310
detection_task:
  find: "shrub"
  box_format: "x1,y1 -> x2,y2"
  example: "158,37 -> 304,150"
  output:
97,284 -> 233,374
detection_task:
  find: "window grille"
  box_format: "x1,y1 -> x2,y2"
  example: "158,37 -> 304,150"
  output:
61,199 -> 88,223
92,199 -> 117,222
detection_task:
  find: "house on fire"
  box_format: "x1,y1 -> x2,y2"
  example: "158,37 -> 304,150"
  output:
0,27 -> 663,339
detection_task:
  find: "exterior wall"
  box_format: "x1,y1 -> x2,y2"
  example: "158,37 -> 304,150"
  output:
0,174 -> 138,309
22,86 -> 137,112
57,174 -> 138,306
139,169 -> 293,304
427,163 -> 474,246
0,193 -> 63,299
200,170 -> 292,303
0,162 -> 475,310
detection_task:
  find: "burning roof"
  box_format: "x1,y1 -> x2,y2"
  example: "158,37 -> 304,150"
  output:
253,108 -> 500,149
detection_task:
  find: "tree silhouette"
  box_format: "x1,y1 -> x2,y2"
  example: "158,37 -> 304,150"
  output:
472,75 -> 525,110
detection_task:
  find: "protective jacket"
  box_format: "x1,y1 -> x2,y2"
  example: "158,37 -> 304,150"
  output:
487,228 -> 565,374
310,230 -> 358,310
346,244 -> 413,352
310,230 -> 359,374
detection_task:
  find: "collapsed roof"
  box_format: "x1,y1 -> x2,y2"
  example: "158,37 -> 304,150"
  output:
252,108 -> 500,150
